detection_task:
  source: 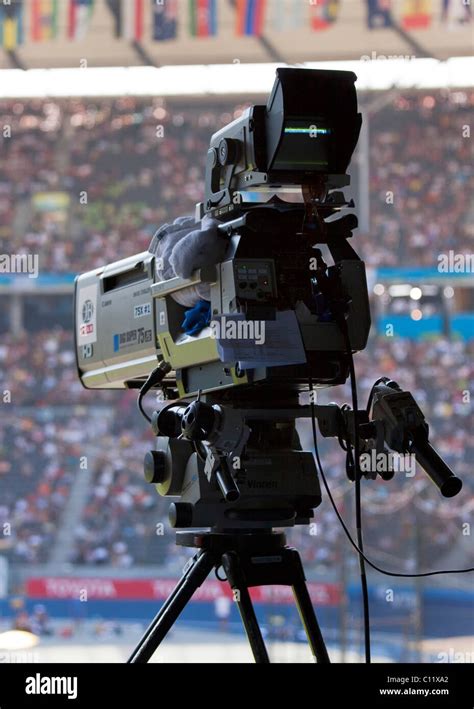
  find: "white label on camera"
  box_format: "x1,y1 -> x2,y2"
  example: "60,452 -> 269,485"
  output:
134,303 -> 151,319
77,284 -> 98,345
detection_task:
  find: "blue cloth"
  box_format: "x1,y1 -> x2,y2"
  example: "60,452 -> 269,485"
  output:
181,300 -> 211,336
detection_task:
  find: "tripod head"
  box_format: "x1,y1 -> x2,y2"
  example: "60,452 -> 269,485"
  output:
141,377 -> 463,531
145,398 -> 321,530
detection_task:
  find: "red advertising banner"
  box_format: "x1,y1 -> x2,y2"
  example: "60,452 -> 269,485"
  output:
26,577 -> 341,606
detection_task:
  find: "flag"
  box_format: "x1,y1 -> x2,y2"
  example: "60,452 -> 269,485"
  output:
152,0 -> 178,41
189,0 -> 217,37
366,0 -> 393,28
441,0 -> 471,24
68,0 -> 95,40
0,0 -> 24,50
120,0 -> 145,41
31,0 -> 59,41
270,0 -> 304,31
310,0 -> 340,30
236,0 -> 267,37
401,0 -> 432,28
107,0 -> 144,40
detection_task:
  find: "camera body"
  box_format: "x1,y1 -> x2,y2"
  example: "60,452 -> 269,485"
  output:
75,205 -> 370,396
75,68 -> 370,398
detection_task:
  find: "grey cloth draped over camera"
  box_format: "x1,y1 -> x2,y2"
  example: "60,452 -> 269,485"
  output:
148,216 -> 227,307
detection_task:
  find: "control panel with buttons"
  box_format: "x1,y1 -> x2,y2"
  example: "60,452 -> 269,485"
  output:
233,259 -> 277,302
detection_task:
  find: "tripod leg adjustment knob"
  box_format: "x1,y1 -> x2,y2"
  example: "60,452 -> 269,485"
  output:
169,502 -> 193,528
144,450 -> 167,484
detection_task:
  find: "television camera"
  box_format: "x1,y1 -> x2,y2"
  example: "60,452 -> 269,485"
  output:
74,69 -> 462,663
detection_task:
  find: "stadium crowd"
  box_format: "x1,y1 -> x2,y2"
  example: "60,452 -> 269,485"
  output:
0,411 -> 108,563
0,89 -> 472,573
0,329 -> 108,406
70,407 -> 170,568
0,90 -> 473,273
361,90 -> 474,266
1,328 -> 471,571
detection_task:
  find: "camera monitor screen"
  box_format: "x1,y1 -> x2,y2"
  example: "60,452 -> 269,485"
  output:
272,118 -> 332,172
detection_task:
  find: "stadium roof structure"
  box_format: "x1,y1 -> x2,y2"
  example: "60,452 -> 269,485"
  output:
0,57 -> 472,97
1,0 -> 472,71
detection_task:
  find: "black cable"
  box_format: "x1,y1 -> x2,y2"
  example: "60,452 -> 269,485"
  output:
343,337 -> 371,664
337,404 -> 351,453
337,435 -> 348,453
138,395 -> 152,423
366,376 -> 387,414
309,402 -> 474,578
137,361 -> 172,424
349,377 -> 371,664
309,251 -> 372,661
193,440 -> 207,463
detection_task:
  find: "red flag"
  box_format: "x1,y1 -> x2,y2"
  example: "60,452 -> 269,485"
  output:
310,0 -> 340,31
401,0 -> 432,29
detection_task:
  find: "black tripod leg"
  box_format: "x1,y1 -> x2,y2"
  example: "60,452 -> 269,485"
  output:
222,551 -> 270,664
128,549 -> 215,663
289,550 -> 330,663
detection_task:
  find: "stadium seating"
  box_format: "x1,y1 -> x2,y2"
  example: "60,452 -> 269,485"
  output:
0,90 -> 472,571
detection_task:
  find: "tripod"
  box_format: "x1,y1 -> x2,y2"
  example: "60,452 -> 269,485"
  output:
128,530 -> 330,663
